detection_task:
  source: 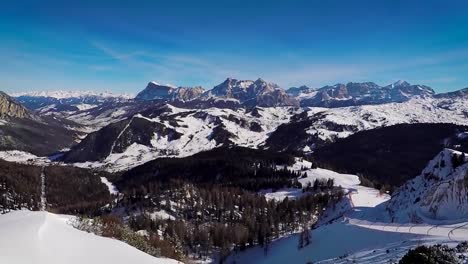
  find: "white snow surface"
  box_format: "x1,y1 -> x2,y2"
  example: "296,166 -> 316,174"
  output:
74,103 -> 98,111
100,177 -> 119,195
0,150 -> 48,164
0,210 -> 181,264
149,210 -> 176,221
305,97 -> 468,141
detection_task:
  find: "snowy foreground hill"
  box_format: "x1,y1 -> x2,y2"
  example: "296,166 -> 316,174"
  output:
0,211 -> 180,264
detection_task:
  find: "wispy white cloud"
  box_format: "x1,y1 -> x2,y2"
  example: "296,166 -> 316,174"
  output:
4,39 -> 468,93
89,40 -> 468,90
415,76 -> 458,84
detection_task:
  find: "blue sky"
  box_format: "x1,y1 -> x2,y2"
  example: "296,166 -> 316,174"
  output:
1,0 -> 468,94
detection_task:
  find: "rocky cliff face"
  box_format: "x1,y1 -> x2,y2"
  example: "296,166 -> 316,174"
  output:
204,78 -> 299,107
172,86 -> 205,101
285,85 -> 314,97
0,91 -> 81,155
298,81 -> 435,107
386,149 -> 468,223
0,92 -> 31,119
135,82 -> 205,101
135,82 -> 175,100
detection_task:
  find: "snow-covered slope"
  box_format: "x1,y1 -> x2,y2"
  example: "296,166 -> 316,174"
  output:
65,105 -> 299,171
0,210 -> 180,264
386,149 -> 468,223
32,94 -> 468,170
304,97 -> 468,141
265,96 -> 468,152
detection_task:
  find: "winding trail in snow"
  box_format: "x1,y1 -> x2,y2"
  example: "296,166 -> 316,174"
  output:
40,167 -> 46,211
328,169 -> 468,243
108,116 -> 135,155
426,225 -> 439,236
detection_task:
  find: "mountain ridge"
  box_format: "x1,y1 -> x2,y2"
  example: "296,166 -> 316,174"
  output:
12,78 -> 468,110
0,92 -> 32,119
293,80 -> 435,107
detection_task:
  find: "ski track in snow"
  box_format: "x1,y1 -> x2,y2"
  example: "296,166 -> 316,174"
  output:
40,167 -> 46,211
108,116 -> 134,155
100,177 -> 119,195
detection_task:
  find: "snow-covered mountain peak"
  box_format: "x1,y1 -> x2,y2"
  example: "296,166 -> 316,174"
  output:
204,78 -> 297,106
135,82 -> 176,101
150,81 -> 176,88
135,82 -> 205,101
254,78 -> 269,85
221,78 -> 254,89
392,80 -> 411,88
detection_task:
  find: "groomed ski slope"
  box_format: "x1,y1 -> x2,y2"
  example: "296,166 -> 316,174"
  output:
0,211 -> 181,264
228,159 -> 468,264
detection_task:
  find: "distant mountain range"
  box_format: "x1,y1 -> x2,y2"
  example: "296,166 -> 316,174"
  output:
4,76 -> 468,160
0,92 -> 81,155
11,90 -> 134,100
11,78 -> 468,110
135,78 -> 299,107
120,78 -> 468,108
13,90 -> 132,116
288,80 -> 436,107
